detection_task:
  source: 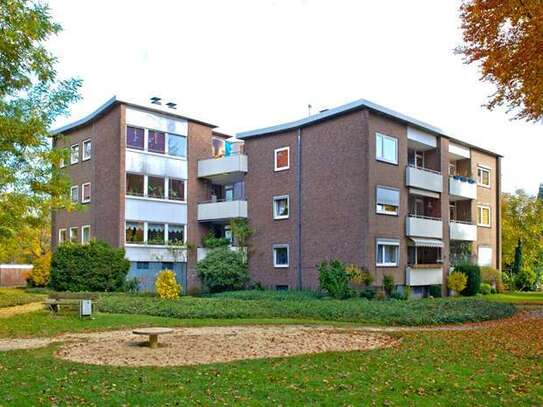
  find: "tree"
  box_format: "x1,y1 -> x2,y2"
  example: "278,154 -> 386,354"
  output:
456,0 -> 543,121
0,0 -> 81,248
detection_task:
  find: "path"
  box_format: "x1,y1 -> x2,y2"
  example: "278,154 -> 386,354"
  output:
0,302 -> 42,319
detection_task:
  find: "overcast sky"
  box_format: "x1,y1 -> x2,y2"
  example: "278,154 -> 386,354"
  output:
48,0 -> 541,195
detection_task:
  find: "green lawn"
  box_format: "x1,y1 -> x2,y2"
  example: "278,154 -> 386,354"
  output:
486,291 -> 543,304
0,310 -> 541,406
0,288 -> 45,308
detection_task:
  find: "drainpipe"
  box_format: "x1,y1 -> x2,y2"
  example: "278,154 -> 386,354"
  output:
296,128 -> 303,289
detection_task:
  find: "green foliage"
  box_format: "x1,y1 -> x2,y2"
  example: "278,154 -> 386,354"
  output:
479,283 -> 492,295
454,264 -> 481,296
383,274 -> 394,297
515,266 -> 537,291
155,269 -> 181,299
318,259 -> 355,299
428,285 -> 442,298
359,286 -> 377,300
480,266 -> 505,293
28,252 -> 51,287
97,291 -> 516,326
346,264 -> 373,287
448,272 -> 468,294
49,241 -> 130,292
196,247 -> 249,293
0,0 -> 81,247
123,278 -> 140,293
201,231 -> 230,249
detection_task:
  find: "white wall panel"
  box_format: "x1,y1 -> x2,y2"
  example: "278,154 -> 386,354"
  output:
125,197 -> 187,224
126,150 -> 187,178
126,107 -> 187,135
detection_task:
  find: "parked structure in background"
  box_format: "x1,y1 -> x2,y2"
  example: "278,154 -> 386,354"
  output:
538,183 -> 543,200
52,96 -> 501,296
51,97 -> 247,292
237,99 -> 501,297
0,264 -> 33,287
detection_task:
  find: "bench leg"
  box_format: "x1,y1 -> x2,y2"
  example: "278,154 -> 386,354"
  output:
149,334 -> 158,349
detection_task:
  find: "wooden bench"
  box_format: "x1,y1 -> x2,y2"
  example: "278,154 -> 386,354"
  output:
133,328 -> 174,348
44,298 -> 93,316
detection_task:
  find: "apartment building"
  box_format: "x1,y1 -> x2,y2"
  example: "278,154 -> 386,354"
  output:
51,97 -> 247,292
237,99 -> 501,296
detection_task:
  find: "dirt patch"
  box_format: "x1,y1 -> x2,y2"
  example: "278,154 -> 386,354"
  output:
0,338 -> 53,352
55,325 -> 397,367
0,302 -> 42,319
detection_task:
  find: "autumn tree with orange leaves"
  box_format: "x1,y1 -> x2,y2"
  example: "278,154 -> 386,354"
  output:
456,0 -> 543,121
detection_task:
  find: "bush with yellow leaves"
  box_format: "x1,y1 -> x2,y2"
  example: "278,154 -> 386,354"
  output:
155,269 -> 182,299
29,252 -> 52,287
447,271 -> 468,295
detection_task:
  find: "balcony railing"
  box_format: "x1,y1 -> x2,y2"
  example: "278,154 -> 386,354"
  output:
405,265 -> 443,286
449,220 -> 477,241
197,199 -> 248,222
406,214 -> 443,239
449,175 -> 477,200
405,165 -> 443,193
198,154 -> 248,185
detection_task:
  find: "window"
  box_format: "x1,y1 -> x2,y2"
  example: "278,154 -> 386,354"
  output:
376,186 -> 399,216
376,239 -> 399,267
81,225 -> 91,244
274,147 -> 290,171
376,133 -> 398,164
477,246 -> 492,267
70,144 -> 80,164
125,221 -> 144,243
82,140 -> 92,160
148,130 -> 165,154
127,126 -> 145,150
70,185 -> 79,203
273,195 -> 289,219
81,182 -> 91,203
69,227 -> 79,243
168,224 -> 185,244
273,245 -> 289,268
168,178 -> 185,201
212,137 -> 225,158
137,262 -> 149,269
478,205 -> 491,227
276,285 -> 289,291
477,165 -> 491,187
58,228 -> 67,244
147,223 -> 165,245
449,163 -> 456,176
168,134 -> 186,157
449,203 -> 457,221
148,176 -> 165,199
126,173 -> 144,197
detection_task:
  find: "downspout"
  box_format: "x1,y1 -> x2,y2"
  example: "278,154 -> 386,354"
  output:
296,128 -> 303,289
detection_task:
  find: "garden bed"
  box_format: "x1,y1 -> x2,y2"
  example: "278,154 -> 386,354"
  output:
0,288 -> 45,308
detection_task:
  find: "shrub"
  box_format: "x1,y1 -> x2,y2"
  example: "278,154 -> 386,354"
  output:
201,231 -> 230,249
479,283 -> 492,295
29,252 -> 52,287
346,264 -> 373,286
155,270 -> 181,299
515,266 -> 537,291
383,274 -> 394,297
455,264 -> 481,296
49,241 -> 130,292
429,285 -> 442,298
123,277 -> 140,293
318,259 -> 355,299
480,266 -> 505,292
448,272 -> 468,294
196,247 -> 249,293
360,286 -> 377,299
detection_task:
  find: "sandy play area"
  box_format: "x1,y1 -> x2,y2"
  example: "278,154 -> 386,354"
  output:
55,325 -> 398,367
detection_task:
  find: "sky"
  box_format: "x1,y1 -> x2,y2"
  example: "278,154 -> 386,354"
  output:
47,0 -> 541,195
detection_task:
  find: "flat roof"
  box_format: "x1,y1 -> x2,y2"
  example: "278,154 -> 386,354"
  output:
237,98 -> 501,157
51,96 -> 217,135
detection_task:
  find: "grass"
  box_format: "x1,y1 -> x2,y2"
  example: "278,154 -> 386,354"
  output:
0,288 -> 45,308
486,291 -> 543,304
0,311 -> 542,405
96,291 -> 516,326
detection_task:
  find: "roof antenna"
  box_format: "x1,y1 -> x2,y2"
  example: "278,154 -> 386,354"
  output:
308,104 -> 312,116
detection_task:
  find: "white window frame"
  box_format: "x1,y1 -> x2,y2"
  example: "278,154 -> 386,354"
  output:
477,165 -> 491,188
125,221 -> 187,247
376,133 -> 398,165
376,239 -> 400,267
375,186 -> 399,216
81,225 -> 91,244
60,156 -> 66,168
126,125 -> 187,160
81,182 -> 91,203
274,146 -> 290,172
273,195 -> 289,219
70,185 -> 79,203
477,205 -> 491,227
58,228 -> 67,244
70,144 -> 80,164
82,139 -> 92,161
69,227 -> 79,243
273,244 -> 289,268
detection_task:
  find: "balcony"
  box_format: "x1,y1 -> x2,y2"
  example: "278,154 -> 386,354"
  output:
197,199 -> 248,222
197,246 -> 244,262
450,221 -> 477,241
449,176 -> 477,200
406,215 -> 443,239
406,265 -> 443,286
198,154 -> 248,185
405,165 -> 443,193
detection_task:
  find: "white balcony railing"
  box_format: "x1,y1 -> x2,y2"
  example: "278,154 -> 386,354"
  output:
198,154 -> 248,185
406,266 -> 443,286
197,199 -> 248,222
449,221 -> 477,241
405,165 -> 443,193
449,176 -> 477,200
406,215 -> 443,239
197,246 -> 244,262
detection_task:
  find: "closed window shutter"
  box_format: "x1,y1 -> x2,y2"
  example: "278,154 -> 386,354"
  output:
377,187 -> 400,207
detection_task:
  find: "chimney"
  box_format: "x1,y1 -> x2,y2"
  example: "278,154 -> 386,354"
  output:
166,102 -> 177,110
150,96 -> 162,105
